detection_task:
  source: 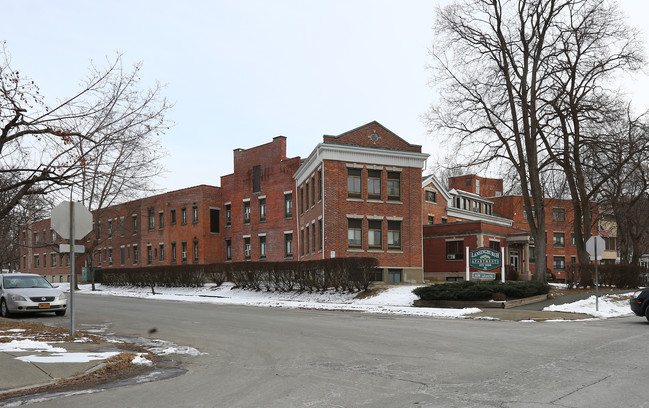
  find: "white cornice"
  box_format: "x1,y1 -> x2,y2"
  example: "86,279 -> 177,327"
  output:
447,207 -> 513,227
295,143 -> 429,185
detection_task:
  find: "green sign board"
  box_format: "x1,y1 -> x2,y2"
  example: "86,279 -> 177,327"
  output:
472,272 -> 496,280
469,247 -> 501,271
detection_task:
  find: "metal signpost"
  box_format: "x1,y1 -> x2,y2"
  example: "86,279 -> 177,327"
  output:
585,235 -> 605,312
51,201 -> 93,336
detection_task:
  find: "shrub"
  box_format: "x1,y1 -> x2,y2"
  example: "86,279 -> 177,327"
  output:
413,280 -> 550,301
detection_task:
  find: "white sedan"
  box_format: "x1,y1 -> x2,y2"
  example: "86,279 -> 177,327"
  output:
0,273 -> 67,317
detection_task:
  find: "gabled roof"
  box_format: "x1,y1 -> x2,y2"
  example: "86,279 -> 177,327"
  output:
322,121 -> 422,153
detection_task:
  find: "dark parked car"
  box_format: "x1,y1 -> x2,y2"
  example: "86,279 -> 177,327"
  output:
0,273 -> 67,317
630,287 -> 649,321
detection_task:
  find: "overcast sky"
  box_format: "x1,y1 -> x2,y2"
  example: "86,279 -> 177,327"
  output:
3,0 -> 648,193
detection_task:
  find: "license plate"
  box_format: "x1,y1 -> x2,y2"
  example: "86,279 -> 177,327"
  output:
38,303 -> 50,309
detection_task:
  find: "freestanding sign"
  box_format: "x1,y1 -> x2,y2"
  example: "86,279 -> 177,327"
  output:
51,201 -> 93,336
470,248 -> 501,271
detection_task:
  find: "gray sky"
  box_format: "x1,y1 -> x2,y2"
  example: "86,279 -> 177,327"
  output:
3,0 -> 648,192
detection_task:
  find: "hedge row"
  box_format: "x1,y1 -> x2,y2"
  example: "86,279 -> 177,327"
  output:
412,281 -> 550,301
96,257 -> 380,292
564,264 -> 647,289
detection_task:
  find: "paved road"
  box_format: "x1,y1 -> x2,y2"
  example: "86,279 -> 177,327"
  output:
18,294 -> 649,408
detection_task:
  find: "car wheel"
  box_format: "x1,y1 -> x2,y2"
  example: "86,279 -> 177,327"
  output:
0,298 -> 11,318
55,309 -> 66,316
644,304 -> 649,323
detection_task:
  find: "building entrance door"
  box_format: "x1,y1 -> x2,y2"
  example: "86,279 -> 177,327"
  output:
510,250 -> 520,271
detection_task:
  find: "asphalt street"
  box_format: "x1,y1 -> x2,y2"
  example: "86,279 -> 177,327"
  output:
17,294 -> 649,408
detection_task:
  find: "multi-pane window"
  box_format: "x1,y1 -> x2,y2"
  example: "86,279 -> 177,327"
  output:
149,209 -> 155,230
489,241 -> 500,251
243,201 -> 251,224
171,242 -> 177,263
51,253 -> 57,267
524,208 -> 536,219
318,219 -> 323,251
120,247 -> 125,265
347,168 -> 361,199
181,241 -> 188,263
304,226 -> 309,254
553,232 -> 565,248
133,246 -> 138,264
311,224 -> 316,253
244,238 -> 251,259
387,221 -> 401,250
284,194 -> 292,218
425,190 -> 437,203
192,205 -> 198,223
300,187 -> 304,213
367,170 -> 382,200
225,204 -> 231,226
605,237 -> 617,250
108,220 -> 113,237
571,232 -> 576,246
387,172 -> 400,201
34,232 -> 39,244
285,233 -> 293,257
446,240 -> 464,260
193,240 -> 199,262
171,208 -> 177,225
34,255 -> 40,268
225,239 -> 232,260
43,253 -> 46,268
132,216 -> 138,233
259,198 -> 266,222
181,207 -> 187,225
120,217 -> 125,236
109,248 -> 113,266
159,244 -> 165,261
311,175 -> 316,205
306,183 -> 310,209
259,236 -> 266,259
318,169 -> 323,202
529,246 -> 536,263
51,230 -> 56,242
553,256 -> 565,271
159,212 -> 164,229
347,219 -> 362,248
147,245 -> 152,265
553,208 -> 565,222
428,215 -> 435,225
368,220 -> 382,249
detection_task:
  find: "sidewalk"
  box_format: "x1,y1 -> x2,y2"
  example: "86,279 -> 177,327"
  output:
0,321 -> 153,402
471,309 -> 594,321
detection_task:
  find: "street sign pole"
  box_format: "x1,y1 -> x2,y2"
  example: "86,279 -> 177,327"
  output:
69,201 -> 76,337
594,237 -> 599,312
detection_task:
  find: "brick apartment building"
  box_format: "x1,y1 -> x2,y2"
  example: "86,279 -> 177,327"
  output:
18,121 -> 429,284
423,174 -> 611,282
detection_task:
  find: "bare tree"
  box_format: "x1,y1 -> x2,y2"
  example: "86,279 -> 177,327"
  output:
426,0 -> 646,279
0,42 -> 171,222
535,1 -> 647,263
426,0 -> 567,281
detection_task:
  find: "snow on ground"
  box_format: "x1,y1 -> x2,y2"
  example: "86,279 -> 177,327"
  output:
53,282 -> 636,319
543,293 -> 635,318
58,282 -> 480,318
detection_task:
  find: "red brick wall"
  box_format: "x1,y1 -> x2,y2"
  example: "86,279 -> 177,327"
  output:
321,160 -> 423,269
323,121 -> 422,153
221,137 -> 301,262
449,175 -> 503,198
